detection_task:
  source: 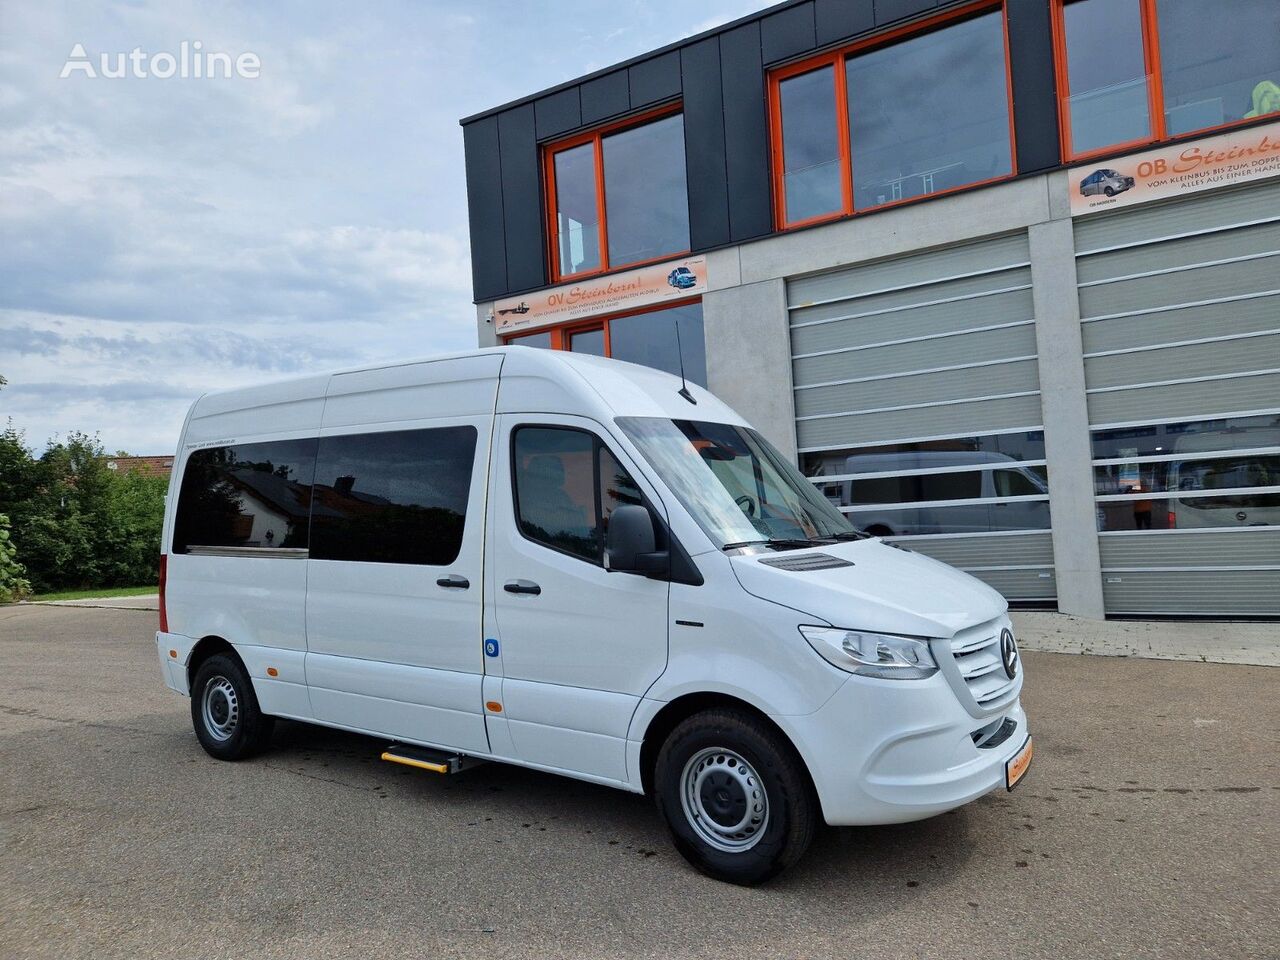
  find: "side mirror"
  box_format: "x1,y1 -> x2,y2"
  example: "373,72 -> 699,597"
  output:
605,504 -> 669,578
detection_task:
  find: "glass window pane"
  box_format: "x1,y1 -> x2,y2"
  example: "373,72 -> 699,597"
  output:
779,65 -> 844,222
310,427 -> 477,565
513,427 -> 601,563
846,11 -> 1013,209
174,439 -> 316,553
800,432 -> 1047,478
598,446 -> 643,534
508,331 -> 552,349
608,302 -> 707,386
1062,0 -> 1152,154
602,115 -> 690,267
553,142 -> 601,276
844,502 -> 1052,537
1157,0 -> 1280,135
1090,413 -> 1280,460
569,327 -> 605,357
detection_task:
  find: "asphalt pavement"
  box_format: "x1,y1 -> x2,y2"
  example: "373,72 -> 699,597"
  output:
1,603 -> 1276,960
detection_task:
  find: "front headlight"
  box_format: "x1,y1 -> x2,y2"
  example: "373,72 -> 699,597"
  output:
799,626 -> 938,680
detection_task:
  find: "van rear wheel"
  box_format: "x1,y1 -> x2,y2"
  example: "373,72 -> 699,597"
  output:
654,709 -> 816,885
190,653 -> 274,760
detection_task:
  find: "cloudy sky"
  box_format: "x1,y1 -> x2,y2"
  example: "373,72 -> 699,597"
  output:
0,0 -> 772,454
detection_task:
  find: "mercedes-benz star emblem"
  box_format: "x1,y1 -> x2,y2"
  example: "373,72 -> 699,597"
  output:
1000,628 -> 1019,680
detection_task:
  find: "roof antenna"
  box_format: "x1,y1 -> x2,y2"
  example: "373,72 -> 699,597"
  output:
673,315 -> 697,405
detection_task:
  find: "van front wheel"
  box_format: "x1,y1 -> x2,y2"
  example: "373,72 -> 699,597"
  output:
655,709 -> 816,885
190,653 -> 274,761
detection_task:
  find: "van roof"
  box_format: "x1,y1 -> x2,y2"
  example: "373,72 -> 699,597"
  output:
183,347 -> 746,445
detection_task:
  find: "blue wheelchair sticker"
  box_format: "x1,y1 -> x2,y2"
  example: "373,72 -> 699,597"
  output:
484,638 -> 500,658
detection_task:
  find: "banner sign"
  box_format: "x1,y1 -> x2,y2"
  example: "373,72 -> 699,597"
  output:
492,255 -> 707,334
1069,120 -> 1280,216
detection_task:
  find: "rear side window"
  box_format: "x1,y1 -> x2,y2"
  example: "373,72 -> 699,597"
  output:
173,439 -> 317,553
512,426 -> 643,565
310,426 -> 477,565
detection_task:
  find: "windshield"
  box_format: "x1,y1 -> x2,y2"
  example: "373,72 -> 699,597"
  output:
617,417 -> 858,548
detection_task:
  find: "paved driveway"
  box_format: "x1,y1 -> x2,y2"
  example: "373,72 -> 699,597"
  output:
1,604 -> 1276,959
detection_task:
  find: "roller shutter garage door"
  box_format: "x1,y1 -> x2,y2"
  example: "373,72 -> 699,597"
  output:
789,233 -> 1055,604
1075,178 -> 1280,616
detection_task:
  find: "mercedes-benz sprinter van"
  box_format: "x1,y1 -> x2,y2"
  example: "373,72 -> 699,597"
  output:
156,347 -> 1031,884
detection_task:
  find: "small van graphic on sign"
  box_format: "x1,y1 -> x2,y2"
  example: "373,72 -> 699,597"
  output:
1080,168 -> 1135,198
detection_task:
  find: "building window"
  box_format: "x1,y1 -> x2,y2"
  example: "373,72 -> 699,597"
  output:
777,65 -> 845,224
545,109 -> 690,281
1058,0 -> 1153,157
1157,0 -> 1280,137
769,3 -> 1015,229
801,431 -> 1051,537
1053,0 -> 1280,160
1091,413 -> 1280,532
502,300 -> 707,387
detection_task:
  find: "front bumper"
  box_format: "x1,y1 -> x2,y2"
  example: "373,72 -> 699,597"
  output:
773,671 -> 1029,826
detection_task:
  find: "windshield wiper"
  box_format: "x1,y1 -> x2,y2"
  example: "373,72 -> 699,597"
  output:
829,530 -> 870,541
722,537 -> 830,552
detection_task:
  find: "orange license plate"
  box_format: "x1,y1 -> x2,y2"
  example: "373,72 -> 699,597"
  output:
1005,736 -> 1033,791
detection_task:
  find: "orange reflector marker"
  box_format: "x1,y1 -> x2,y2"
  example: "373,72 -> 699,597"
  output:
266,667 -> 278,677
168,649 -> 178,659
485,701 -> 502,713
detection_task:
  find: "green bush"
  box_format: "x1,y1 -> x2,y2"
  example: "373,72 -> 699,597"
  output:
0,513 -> 32,603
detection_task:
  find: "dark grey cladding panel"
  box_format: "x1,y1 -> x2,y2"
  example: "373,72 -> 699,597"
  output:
1006,0 -> 1062,173
629,50 -> 681,107
815,0 -> 875,46
580,70 -> 630,125
761,2 -> 817,65
534,87 -> 581,140
874,0 -> 939,27
497,104 -> 547,293
462,116 -> 506,301
720,22 -> 773,242
680,37 -> 731,250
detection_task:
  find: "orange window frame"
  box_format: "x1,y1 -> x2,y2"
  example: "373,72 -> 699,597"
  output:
502,296 -> 701,354
767,0 -> 1018,231
1051,0 -> 1278,163
542,103 -> 691,284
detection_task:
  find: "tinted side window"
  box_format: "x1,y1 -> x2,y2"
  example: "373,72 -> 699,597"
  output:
512,427 -> 643,565
173,439 -> 317,553
310,426 -> 477,565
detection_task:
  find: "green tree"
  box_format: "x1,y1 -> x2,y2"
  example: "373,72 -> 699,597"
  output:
0,428 -> 166,592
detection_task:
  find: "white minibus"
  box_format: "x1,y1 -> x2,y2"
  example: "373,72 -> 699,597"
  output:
156,347 -> 1031,884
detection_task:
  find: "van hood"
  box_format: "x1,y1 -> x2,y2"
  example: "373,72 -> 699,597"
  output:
729,538 -> 1006,638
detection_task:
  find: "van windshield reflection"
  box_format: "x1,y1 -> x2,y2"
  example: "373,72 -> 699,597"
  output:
617,417 -> 859,549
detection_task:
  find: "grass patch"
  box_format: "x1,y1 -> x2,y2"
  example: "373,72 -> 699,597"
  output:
31,585 -> 158,602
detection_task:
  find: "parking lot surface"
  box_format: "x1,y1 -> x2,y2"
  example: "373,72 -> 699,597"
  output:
1,604 -> 1276,960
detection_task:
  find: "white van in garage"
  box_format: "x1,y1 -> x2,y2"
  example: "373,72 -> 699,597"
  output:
157,348 -> 1031,884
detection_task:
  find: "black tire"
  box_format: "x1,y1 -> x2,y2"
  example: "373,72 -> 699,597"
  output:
190,653 -> 275,761
1104,185 -> 1116,196
654,709 -> 817,885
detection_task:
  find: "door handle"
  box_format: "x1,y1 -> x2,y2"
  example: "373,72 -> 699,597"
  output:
504,579 -> 541,596
436,574 -> 470,589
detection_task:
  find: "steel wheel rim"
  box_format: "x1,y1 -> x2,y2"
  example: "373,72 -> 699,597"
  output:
201,676 -> 239,742
679,747 -> 769,853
